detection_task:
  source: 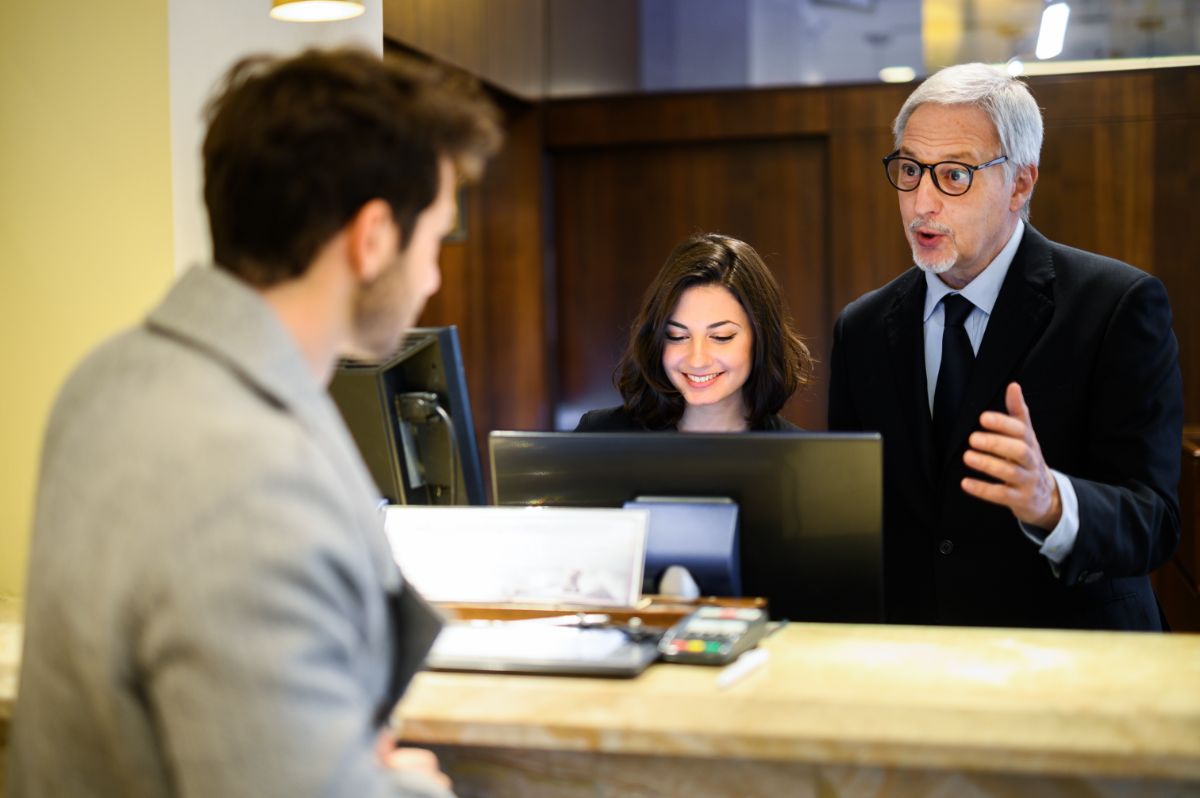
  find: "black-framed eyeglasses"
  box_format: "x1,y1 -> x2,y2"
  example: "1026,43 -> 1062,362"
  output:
882,151 -> 1008,197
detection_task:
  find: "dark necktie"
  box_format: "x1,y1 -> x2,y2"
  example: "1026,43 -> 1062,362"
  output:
932,293 -> 976,457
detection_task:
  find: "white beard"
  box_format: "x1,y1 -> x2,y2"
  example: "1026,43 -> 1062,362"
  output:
913,249 -> 957,274
908,219 -> 957,274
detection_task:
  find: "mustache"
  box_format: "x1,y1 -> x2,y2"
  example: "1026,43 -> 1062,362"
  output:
909,218 -> 953,236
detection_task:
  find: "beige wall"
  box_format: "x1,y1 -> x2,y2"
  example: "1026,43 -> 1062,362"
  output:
0,1 -> 385,601
0,1 -> 175,599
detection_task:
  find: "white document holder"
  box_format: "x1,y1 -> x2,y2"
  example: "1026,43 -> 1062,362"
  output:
383,506 -> 648,608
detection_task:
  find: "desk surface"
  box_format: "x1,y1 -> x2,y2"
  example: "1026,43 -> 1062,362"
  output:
396,622 -> 1200,781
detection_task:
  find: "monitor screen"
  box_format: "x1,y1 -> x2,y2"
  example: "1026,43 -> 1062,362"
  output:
329,326 -> 485,506
489,431 -> 883,623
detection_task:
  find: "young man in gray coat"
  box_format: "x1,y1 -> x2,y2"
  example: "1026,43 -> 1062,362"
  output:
9,48 -> 500,797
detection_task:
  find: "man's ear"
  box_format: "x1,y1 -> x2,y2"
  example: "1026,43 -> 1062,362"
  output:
347,199 -> 399,283
1010,163 -> 1038,213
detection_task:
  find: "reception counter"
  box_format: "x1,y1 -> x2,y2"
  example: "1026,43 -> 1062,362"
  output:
394,622 -> 1200,797
3,602 -> 1198,796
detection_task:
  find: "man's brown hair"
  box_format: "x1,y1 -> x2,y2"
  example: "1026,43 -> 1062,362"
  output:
203,48 -> 501,286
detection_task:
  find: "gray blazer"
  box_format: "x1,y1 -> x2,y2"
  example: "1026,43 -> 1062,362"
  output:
9,267 -> 451,797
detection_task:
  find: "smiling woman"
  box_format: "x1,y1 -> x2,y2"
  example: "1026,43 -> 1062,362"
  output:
575,233 -> 812,433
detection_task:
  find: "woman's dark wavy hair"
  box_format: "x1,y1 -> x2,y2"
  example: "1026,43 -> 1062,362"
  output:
615,233 -> 812,429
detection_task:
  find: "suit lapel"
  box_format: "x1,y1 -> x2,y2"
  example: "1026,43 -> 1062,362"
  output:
883,270 -> 936,486
941,226 -> 1056,467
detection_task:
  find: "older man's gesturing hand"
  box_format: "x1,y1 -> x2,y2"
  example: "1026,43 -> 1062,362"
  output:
961,382 -> 1062,531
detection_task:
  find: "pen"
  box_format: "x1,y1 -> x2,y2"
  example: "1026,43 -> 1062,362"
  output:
716,647 -> 769,689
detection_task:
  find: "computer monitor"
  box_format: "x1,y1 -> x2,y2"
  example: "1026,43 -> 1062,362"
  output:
329,326 -> 485,506
489,431 -> 883,622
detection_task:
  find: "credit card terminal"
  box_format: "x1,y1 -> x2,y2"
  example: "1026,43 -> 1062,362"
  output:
657,606 -> 768,665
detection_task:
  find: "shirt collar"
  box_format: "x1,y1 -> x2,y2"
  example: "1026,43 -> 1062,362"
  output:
923,219 -> 1024,322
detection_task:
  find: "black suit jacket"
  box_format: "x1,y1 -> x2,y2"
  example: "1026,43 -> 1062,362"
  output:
828,225 -> 1182,630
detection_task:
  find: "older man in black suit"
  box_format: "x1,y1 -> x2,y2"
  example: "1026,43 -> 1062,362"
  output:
828,63 -> 1182,630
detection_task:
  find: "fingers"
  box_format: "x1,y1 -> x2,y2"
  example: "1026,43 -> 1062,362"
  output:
977,410 -> 1025,438
962,447 -> 1022,483
961,475 -> 1021,505
385,747 -> 453,790
966,430 -> 1032,467
1004,381 -> 1029,422
961,382 -> 1061,528
977,383 -> 1041,455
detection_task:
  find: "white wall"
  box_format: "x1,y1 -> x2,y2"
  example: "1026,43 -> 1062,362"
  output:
167,0 -> 383,274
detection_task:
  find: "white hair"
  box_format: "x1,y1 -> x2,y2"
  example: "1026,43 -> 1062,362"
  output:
893,63 -> 1043,220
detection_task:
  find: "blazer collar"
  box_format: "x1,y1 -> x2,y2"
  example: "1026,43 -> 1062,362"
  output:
146,266 -> 321,415
884,268 -> 936,485
145,266 -> 402,592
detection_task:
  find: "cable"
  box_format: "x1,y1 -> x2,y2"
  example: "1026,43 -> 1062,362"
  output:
395,392 -> 459,505
432,402 -> 459,506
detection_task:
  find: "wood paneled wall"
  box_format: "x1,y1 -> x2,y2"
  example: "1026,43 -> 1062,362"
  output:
541,69 -> 1200,431
383,0 -> 545,99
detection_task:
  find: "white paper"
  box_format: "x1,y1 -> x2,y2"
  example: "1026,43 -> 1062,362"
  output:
383,506 -> 648,607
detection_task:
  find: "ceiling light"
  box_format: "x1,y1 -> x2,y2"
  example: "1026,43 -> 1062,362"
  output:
1036,3 -> 1070,60
270,0 -> 365,22
879,66 -> 917,83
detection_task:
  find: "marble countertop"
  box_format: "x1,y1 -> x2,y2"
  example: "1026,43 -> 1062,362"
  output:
396,622 -> 1200,780
4,603 -> 1198,780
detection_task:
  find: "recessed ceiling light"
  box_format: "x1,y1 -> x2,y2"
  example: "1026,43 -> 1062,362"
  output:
879,66 -> 917,83
270,0 -> 365,23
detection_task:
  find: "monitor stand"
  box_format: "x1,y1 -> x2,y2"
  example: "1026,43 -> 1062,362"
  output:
624,497 -> 740,598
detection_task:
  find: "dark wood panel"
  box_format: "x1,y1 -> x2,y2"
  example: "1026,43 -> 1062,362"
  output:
826,86 -> 914,317
477,105 -> 551,432
384,0 -> 544,99
545,88 -> 830,148
417,99 -> 549,493
1033,71 -> 1156,124
1032,117 -> 1155,272
552,138 -> 828,430
1151,99 -> 1200,437
826,82 -> 912,132
1026,69 -> 1198,424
